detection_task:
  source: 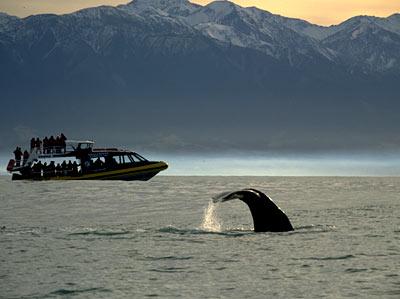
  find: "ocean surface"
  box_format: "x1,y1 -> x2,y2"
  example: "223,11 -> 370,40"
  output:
0,176 -> 399,298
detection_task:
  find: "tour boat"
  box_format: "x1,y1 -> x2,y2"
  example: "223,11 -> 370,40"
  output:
7,140 -> 168,181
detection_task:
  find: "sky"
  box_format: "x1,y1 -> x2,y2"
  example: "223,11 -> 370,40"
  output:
0,0 -> 399,25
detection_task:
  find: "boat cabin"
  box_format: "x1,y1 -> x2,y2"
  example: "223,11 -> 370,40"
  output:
83,149 -> 149,172
67,140 -> 94,151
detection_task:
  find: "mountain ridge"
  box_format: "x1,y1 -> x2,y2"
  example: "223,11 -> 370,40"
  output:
1,0 -> 399,96
0,0 -> 399,153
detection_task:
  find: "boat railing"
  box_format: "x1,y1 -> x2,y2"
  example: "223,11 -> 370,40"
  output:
30,140 -> 94,157
31,146 -> 65,153
28,169 -> 81,178
92,148 -> 119,152
30,145 -> 76,159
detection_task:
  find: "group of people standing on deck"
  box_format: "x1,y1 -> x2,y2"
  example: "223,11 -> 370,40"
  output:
30,133 -> 67,154
13,147 -> 30,167
12,133 -> 68,168
31,160 -> 79,178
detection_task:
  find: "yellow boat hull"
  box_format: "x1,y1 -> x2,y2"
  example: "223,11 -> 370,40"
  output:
12,162 -> 168,181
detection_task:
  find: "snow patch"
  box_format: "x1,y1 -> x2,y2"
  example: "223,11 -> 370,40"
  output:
121,0 -> 199,16
196,22 -> 269,49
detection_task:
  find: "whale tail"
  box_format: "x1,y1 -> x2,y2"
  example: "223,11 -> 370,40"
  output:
213,190 -> 243,203
212,189 -> 260,203
213,189 -> 294,232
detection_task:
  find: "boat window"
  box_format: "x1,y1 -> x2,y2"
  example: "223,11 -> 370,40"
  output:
104,154 -> 145,165
91,157 -> 105,163
133,153 -> 147,162
66,144 -> 76,152
120,154 -> 136,164
78,143 -> 93,150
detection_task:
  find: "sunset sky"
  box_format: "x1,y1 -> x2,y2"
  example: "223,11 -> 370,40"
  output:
0,0 -> 399,25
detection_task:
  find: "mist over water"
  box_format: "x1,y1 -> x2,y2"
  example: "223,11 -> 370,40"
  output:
2,152 -> 400,176
0,155 -> 9,175
148,153 -> 400,176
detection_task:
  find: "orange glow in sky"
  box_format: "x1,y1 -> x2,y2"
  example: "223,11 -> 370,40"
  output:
193,0 -> 400,25
0,0 -> 399,25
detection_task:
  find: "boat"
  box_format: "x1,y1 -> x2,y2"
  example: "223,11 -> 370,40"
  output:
7,140 -> 168,181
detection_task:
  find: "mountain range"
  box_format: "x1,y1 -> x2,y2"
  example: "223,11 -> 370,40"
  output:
0,0 -> 399,153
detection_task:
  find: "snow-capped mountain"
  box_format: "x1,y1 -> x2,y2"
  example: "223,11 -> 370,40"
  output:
185,1 -> 335,63
119,0 -> 200,16
320,15 -> 400,73
0,0 -> 399,98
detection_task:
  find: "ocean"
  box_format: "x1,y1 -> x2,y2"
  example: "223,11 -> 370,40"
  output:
0,176 -> 399,298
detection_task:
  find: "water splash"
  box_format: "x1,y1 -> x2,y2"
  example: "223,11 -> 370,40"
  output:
201,201 -> 222,232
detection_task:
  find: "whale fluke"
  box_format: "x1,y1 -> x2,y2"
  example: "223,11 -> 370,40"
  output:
213,189 -> 294,232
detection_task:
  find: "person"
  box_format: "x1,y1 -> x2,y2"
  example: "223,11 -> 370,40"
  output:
23,150 -> 30,166
30,138 -> 35,152
60,133 -> 67,153
56,163 -> 62,177
43,137 -> 49,154
49,136 -> 55,154
13,147 -> 23,167
35,138 -> 42,153
105,155 -> 117,169
94,158 -> 103,169
55,136 -> 61,153
72,161 -> 79,176
67,161 -> 73,176
48,161 -> 56,177
42,162 -> 48,178
33,161 -> 43,178
61,160 -> 67,176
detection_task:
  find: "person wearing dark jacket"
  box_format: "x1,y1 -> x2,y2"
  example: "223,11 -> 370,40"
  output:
67,161 -> 73,175
60,133 -> 67,153
49,136 -> 55,154
42,162 -> 48,178
61,161 -> 67,176
23,150 -> 30,166
30,138 -> 35,152
55,136 -> 61,153
72,161 -> 79,176
48,161 -> 56,177
35,138 -> 42,153
13,147 -> 23,167
94,158 -> 103,169
33,161 -> 43,178
43,137 -> 49,154
56,163 -> 62,177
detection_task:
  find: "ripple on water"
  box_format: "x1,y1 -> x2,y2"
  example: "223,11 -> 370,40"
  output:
292,224 -> 337,234
144,255 -> 193,261
68,229 -> 131,237
345,268 -> 368,273
149,266 -> 190,273
49,287 -> 112,296
158,226 -> 255,238
297,254 -> 355,261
